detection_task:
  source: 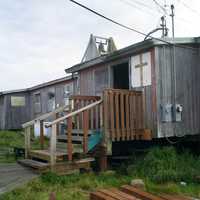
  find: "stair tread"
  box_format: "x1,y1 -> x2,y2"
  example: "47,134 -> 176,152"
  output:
18,159 -> 49,169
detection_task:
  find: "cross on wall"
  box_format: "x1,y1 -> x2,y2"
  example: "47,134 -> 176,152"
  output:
131,51 -> 151,88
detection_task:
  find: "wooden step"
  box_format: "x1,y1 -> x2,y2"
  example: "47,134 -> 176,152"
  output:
29,149 -> 67,162
18,159 -> 49,170
57,135 -> 84,144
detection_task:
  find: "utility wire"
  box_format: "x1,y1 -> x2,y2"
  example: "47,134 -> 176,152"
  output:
118,0 -> 159,17
178,0 -> 200,17
152,0 -> 167,14
69,0 -> 198,51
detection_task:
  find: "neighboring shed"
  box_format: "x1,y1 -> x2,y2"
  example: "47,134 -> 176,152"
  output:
66,37 -> 200,139
28,76 -> 77,119
0,89 -> 30,130
0,76 -> 77,130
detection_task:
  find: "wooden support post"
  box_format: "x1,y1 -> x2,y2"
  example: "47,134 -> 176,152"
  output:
50,124 -> 57,169
56,113 -> 59,135
67,117 -> 73,161
99,145 -> 107,171
40,120 -> 44,149
83,110 -> 89,154
25,126 -> 31,159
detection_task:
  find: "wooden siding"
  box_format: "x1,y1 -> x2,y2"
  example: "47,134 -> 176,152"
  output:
155,45 -> 200,137
0,79 -> 77,130
79,65 -> 109,96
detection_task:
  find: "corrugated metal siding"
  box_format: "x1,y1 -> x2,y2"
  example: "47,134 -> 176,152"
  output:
0,96 -> 4,129
156,45 -> 200,137
4,93 -> 30,129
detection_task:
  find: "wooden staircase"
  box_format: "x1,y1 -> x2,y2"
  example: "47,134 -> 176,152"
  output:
19,89 -> 152,174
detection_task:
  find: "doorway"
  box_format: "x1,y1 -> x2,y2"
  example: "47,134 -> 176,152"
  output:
112,62 -> 129,89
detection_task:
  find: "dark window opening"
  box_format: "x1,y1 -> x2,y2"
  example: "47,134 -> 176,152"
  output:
113,62 -> 129,89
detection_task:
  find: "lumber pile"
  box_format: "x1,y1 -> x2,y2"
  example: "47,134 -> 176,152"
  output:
90,185 -> 191,200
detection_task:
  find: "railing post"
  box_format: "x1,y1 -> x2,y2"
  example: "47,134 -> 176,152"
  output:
56,113 -> 59,136
40,120 -> 44,149
83,110 -> 89,153
25,126 -> 31,159
67,117 -> 73,161
50,124 -> 57,169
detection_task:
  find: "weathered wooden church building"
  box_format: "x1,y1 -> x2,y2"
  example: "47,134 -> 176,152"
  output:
66,35 -> 200,139
2,34 -> 200,173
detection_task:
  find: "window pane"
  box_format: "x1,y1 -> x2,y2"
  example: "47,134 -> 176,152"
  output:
11,96 -> 26,107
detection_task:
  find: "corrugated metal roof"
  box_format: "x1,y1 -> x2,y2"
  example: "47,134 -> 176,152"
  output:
0,75 -> 75,96
65,37 -> 199,73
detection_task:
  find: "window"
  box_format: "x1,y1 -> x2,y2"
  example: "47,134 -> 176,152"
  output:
94,67 -> 108,96
34,93 -> 41,113
47,88 -> 55,112
64,83 -> 73,106
131,52 -> 152,88
11,96 -> 26,107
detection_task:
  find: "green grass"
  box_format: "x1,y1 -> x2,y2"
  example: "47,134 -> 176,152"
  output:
0,130 -> 24,163
1,171 -> 132,200
1,132 -> 200,199
0,130 -> 24,148
0,130 -> 48,163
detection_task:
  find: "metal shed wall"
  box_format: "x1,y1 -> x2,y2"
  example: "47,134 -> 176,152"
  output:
155,45 -> 200,137
3,92 -> 31,130
0,96 -> 5,129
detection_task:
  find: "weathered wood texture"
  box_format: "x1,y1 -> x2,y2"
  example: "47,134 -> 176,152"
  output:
103,89 -> 149,141
0,92 -> 31,130
155,45 -> 200,137
90,185 -> 191,200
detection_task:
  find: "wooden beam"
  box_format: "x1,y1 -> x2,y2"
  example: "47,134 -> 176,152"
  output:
83,110 -> 89,153
25,126 -> 31,159
40,120 -> 44,149
67,117 -> 73,161
50,124 -> 57,169
22,105 -> 69,128
47,100 -> 103,127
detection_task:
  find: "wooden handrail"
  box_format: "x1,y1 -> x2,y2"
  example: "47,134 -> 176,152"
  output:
46,100 -> 103,128
22,105 -> 70,128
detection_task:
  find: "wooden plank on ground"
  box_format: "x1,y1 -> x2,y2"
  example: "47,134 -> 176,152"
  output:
90,191 -> 116,200
120,185 -> 164,200
109,188 -> 137,200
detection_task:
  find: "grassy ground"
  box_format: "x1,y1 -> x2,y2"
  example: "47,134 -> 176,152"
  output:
0,131 -> 200,199
0,130 -> 24,163
0,130 -> 48,163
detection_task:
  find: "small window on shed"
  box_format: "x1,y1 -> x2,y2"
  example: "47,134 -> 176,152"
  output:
11,96 -> 26,107
34,93 -> 41,113
64,83 -> 73,106
47,89 -> 55,112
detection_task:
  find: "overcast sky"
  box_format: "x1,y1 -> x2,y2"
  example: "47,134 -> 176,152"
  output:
0,0 -> 199,91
